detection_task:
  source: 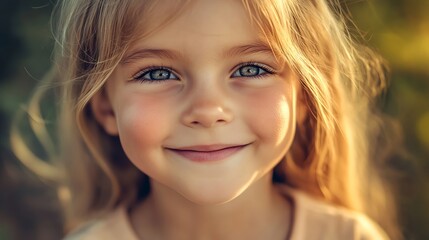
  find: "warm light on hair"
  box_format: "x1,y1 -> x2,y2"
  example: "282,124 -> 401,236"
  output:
241,1 -> 400,238
11,0 -> 401,238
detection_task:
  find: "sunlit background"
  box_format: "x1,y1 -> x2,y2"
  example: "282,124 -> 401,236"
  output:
0,0 -> 428,239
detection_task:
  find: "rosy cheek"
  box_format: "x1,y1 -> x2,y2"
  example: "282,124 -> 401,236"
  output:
243,86 -> 294,145
115,95 -> 173,158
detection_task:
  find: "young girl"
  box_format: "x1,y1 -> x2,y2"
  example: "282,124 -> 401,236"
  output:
13,0 -> 402,239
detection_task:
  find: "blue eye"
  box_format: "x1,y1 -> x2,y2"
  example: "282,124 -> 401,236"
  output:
231,63 -> 274,78
134,67 -> 179,82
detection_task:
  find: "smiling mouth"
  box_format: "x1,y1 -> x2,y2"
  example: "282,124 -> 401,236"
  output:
166,144 -> 250,162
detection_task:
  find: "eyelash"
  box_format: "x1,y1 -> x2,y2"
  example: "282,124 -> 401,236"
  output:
132,66 -> 179,83
132,62 -> 275,83
232,62 -> 275,78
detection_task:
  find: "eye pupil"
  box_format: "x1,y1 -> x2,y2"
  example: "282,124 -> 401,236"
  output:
240,66 -> 259,76
150,69 -> 170,80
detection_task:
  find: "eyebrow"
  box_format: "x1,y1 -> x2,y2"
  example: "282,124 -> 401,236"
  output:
121,48 -> 181,64
223,42 -> 274,58
121,42 -> 274,64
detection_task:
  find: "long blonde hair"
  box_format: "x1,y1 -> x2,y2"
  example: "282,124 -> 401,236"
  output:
12,0 -> 401,238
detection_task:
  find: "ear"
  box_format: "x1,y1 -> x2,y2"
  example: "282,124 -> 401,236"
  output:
90,88 -> 119,136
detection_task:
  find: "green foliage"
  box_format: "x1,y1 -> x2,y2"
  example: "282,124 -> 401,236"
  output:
350,1 -> 429,239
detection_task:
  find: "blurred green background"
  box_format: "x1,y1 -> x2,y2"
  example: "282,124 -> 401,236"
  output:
0,0 -> 428,239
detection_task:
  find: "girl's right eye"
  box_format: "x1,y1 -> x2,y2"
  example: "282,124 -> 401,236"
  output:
133,67 -> 179,82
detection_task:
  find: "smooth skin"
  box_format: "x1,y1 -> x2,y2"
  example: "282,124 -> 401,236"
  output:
91,0 -> 303,239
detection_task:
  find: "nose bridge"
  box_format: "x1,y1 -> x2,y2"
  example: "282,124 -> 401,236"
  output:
192,80 -> 222,105
181,78 -> 233,128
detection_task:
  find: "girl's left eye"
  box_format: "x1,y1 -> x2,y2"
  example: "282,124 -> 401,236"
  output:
133,67 -> 179,82
231,63 -> 273,78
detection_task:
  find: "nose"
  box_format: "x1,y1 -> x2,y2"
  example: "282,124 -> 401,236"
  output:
181,86 -> 233,128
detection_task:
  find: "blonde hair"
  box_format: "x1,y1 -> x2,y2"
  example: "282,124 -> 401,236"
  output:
12,0 -> 401,238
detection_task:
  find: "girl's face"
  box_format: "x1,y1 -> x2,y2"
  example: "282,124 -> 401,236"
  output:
93,0 -> 299,204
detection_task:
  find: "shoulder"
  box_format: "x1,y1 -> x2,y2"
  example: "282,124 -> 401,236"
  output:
352,213 -> 390,240
278,185 -> 389,240
63,220 -> 100,240
63,207 -> 139,240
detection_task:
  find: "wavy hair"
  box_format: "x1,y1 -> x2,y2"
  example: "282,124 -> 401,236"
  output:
12,0 -> 401,238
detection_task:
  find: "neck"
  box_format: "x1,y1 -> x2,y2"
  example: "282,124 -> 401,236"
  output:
130,173 -> 292,240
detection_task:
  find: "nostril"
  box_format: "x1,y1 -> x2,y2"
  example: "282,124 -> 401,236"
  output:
190,117 -> 228,128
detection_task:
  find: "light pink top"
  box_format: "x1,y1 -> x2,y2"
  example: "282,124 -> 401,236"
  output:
65,186 -> 389,240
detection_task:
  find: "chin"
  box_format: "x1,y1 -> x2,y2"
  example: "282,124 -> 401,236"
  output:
176,180 -> 251,206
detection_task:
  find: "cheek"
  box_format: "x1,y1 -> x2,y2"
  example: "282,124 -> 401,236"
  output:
243,85 -> 295,145
114,95 -> 173,157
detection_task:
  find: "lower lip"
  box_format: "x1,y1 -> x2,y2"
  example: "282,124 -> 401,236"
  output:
168,145 -> 246,163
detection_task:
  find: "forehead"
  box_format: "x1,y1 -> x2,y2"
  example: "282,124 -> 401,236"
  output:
128,0 -> 265,53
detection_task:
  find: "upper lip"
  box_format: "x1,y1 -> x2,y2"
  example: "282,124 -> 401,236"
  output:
166,144 -> 250,152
